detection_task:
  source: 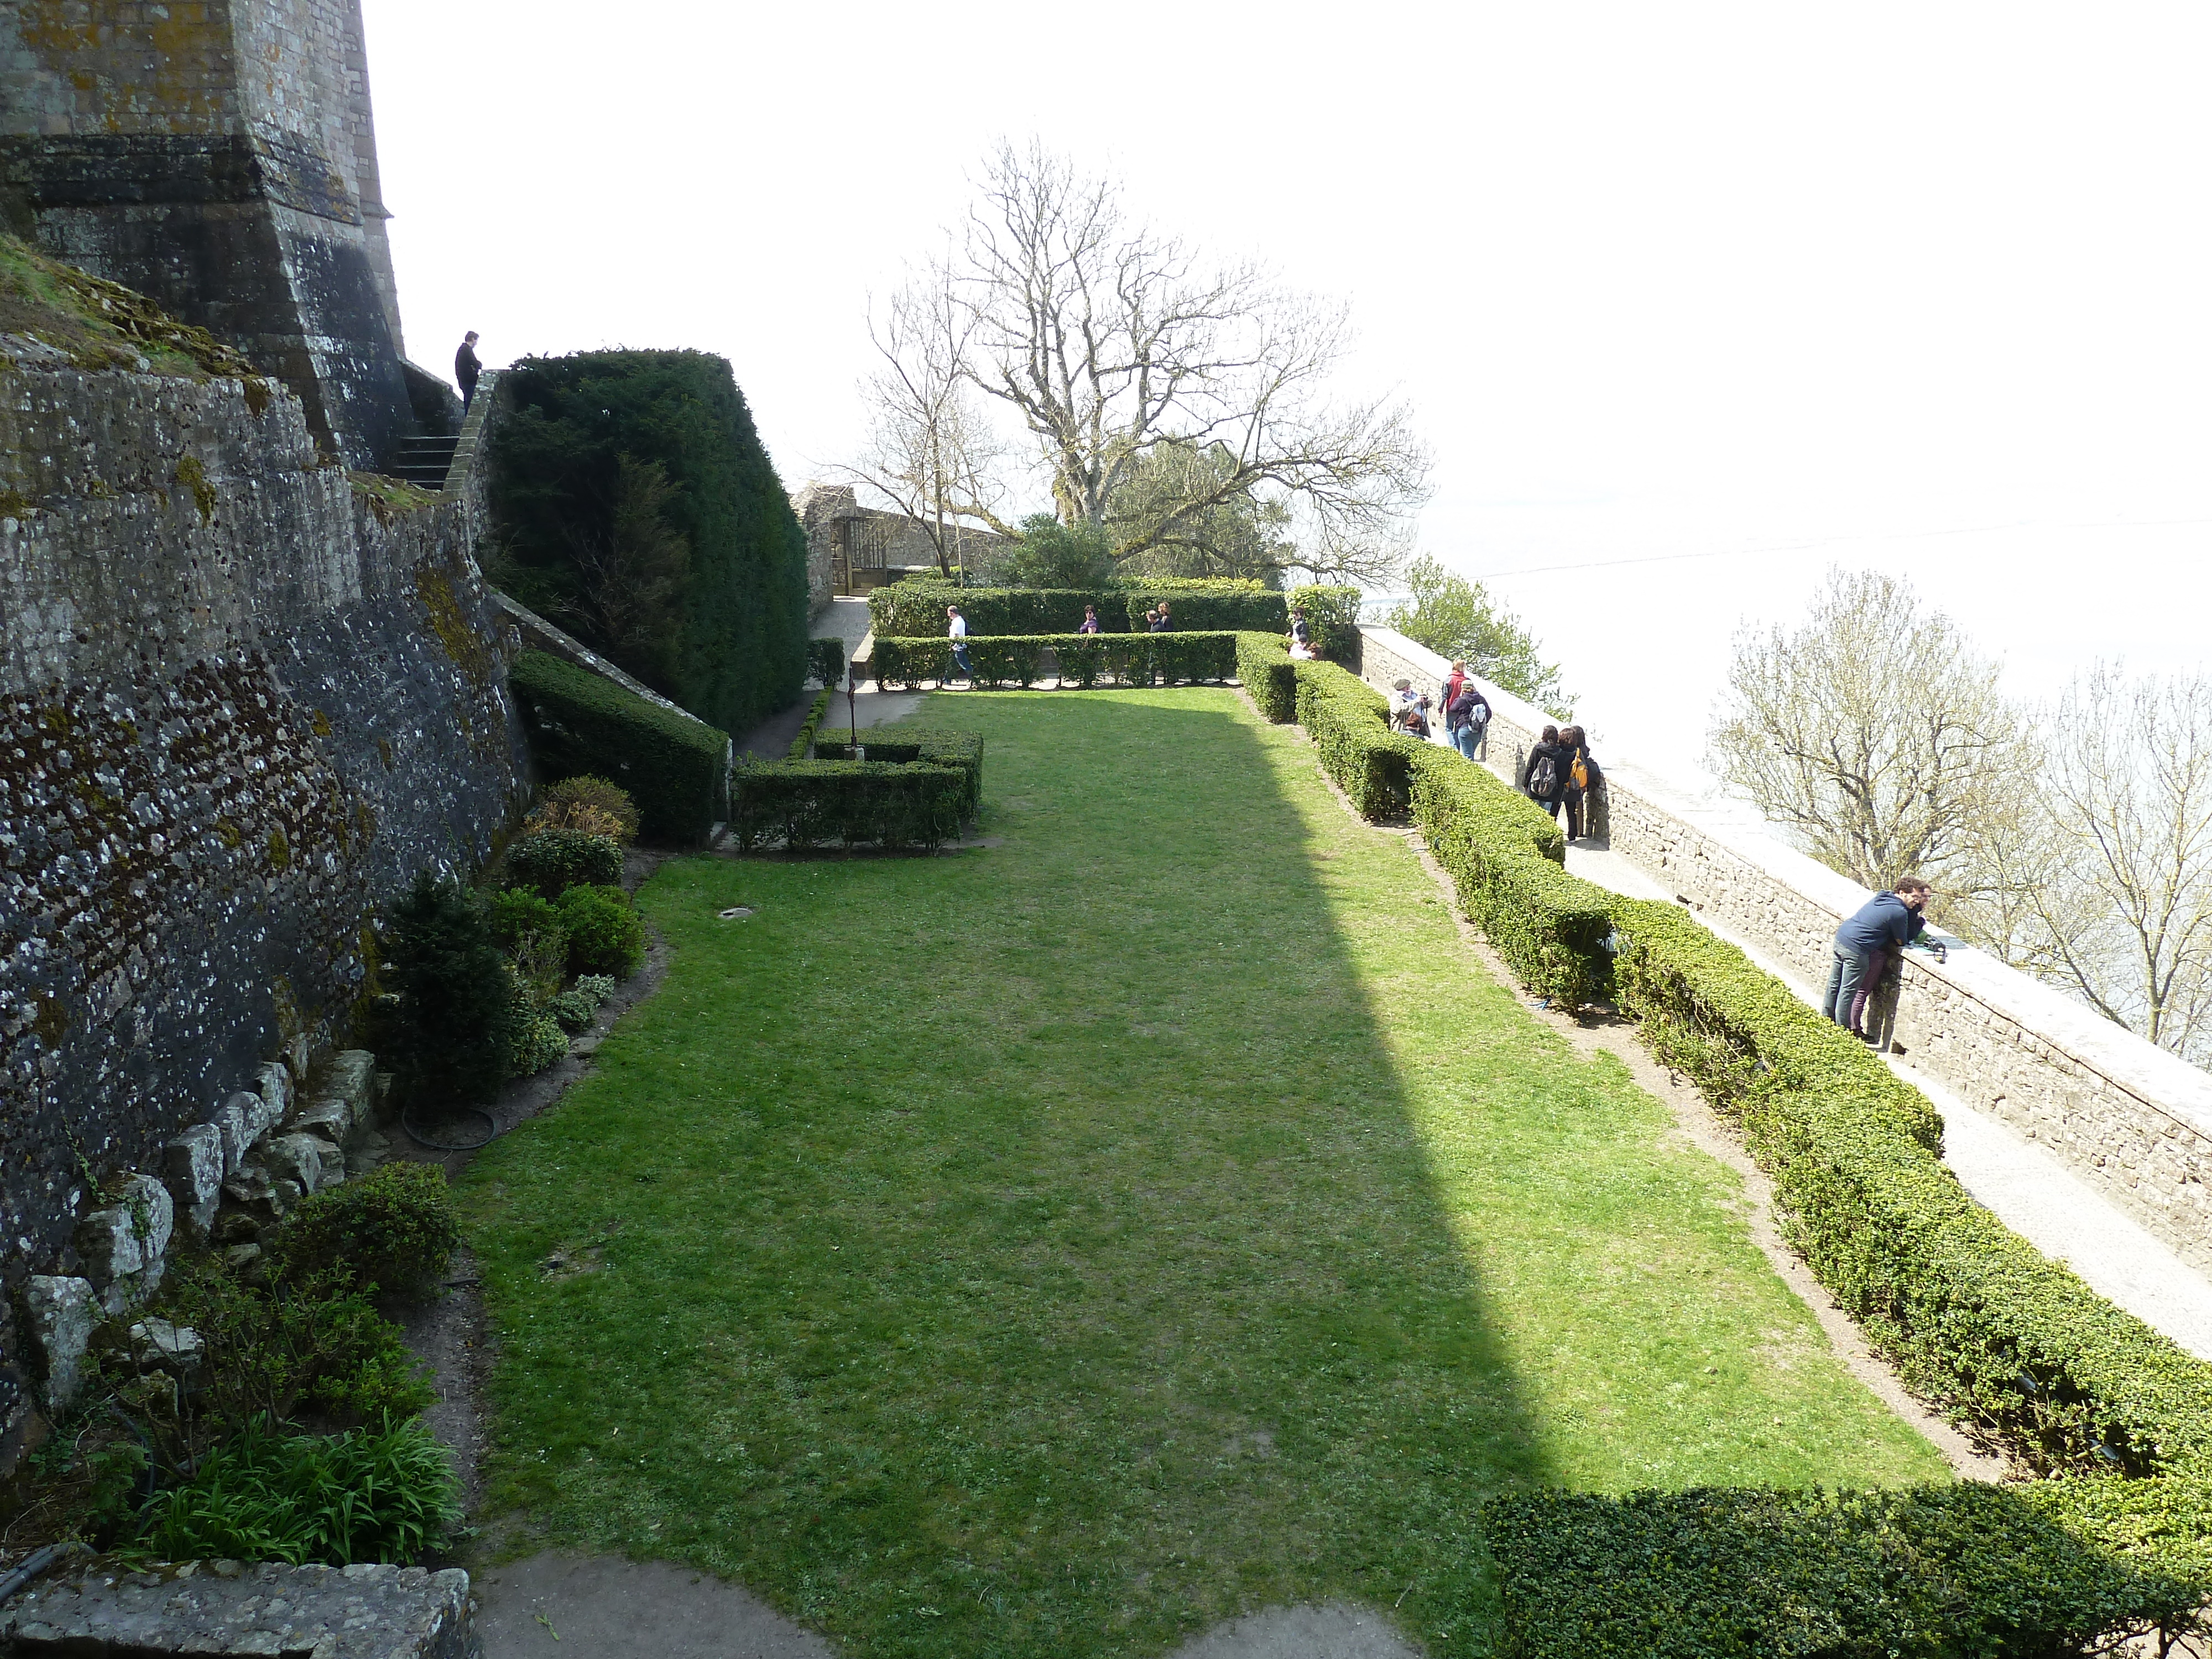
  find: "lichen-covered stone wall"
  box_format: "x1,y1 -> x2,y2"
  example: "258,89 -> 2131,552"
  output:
0,358 -> 528,1307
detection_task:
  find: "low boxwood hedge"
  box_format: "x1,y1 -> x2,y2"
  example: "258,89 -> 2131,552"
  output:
508,650 -> 729,842
1484,1485 -> 2204,1658
868,578 -> 1286,639
1234,632 -> 1298,723
1262,653 -> 2212,1635
872,633 -> 1241,691
789,687 -> 834,758
809,730 -> 982,820
730,758 -> 971,851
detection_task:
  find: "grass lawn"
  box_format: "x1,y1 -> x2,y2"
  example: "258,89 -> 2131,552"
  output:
460,688 -> 1952,1657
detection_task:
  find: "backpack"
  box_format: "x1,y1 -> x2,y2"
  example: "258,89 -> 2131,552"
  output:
1529,750 -> 1559,797
1571,752 -> 1589,790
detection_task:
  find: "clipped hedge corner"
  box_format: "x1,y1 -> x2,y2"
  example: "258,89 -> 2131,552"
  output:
509,649 -> 728,843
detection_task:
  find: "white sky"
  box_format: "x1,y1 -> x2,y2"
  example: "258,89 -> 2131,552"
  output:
362,1 -> 2210,779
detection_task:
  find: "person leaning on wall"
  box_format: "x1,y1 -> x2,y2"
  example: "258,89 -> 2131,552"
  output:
1820,877 -> 1932,1042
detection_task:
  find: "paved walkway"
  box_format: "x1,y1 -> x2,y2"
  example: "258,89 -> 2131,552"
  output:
738,599 -> 914,759
1551,823 -> 2212,1360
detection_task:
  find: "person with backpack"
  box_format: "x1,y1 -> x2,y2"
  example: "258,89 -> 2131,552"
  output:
1558,724 -> 1603,842
1446,679 -> 1490,762
1522,724 -> 1568,816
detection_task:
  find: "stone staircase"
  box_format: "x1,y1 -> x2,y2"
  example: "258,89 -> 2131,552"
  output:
385,431 -> 461,492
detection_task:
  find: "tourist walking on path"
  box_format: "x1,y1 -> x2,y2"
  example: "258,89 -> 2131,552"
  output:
455,331 -> 482,410
1447,679 -> 1490,761
1522,724 -> 1568,816
1821,878 -> 1931,1040
946,606 -> 973,687
1079,606 -> 1101,634
1558,724 -> 1602,842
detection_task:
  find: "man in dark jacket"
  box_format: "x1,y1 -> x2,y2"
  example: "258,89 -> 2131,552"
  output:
1821,878 -> 1931,1039
455,331 -> 482,409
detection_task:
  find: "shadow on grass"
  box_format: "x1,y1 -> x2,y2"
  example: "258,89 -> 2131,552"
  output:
463,690 -> 1553,1657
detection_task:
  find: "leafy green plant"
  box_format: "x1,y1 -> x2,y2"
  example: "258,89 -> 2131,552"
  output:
575,973 -> 617,1004
1384,554 -> 1570,715
547,987 -> 600,1032
131,1414 -> 462,1566
556,884 -> 647,979
273,1164 -> 461,1302
158,1259 -> 436,1430
382,873 -> 515,1111
1003,513 -> 1118,588
508,1002 -> 570,1076
507,826 -> 624,898
509,649 -> 729,843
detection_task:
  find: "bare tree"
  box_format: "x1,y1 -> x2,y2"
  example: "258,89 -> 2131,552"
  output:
896,140 -> 1428,582
838,265 -> 1011,579
1708,568 -> 2024,891
2010,667 -> 2212,1061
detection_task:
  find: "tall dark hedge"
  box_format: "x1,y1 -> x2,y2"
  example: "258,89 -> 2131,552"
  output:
489,349 -> 809,737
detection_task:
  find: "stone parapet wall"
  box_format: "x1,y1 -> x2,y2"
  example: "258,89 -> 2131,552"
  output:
0,357 -> 528,1443
1357,624 -> 2212,1272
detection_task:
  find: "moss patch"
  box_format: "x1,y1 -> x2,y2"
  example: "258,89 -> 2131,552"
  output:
0,231 -> 255,379
350,471 -> 439,519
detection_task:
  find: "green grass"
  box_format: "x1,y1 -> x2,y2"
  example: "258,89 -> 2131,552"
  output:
460,689 -> 1953,1657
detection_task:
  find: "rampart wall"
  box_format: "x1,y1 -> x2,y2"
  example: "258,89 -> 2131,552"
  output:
1358,624 -> 2212,1275
0,354 -> 528,1318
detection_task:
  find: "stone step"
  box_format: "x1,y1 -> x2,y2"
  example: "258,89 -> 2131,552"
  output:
2,1560 -> 475,1657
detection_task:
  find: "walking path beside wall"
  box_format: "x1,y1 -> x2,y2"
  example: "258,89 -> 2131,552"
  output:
1357,625 -> 2212,1294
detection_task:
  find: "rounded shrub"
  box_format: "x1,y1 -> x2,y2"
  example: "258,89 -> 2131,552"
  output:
507,827 -> 623,897
508,1011 -> 568,1076
526,774 -> 642,844
556,884 -> 646,979
273,1164 -> 461,1302
546,987 -> 598,1033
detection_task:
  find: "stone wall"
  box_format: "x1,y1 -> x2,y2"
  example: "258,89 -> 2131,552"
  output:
0,0 -> 418,468
789,482 -> 1014,608
0,352 -> 529,1445
1356,624 -> 2212,1274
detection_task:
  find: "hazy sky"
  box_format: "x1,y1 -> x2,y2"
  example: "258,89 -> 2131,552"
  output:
362,1 -> 2209,778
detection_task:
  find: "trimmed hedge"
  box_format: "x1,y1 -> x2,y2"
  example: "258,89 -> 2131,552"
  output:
872,633 -> 1240,691
810,731 -> 982,820
808,637 -> 848,689
731,759 -> 969,851
509,650 -> 728,843
1234,632 -> 1298,722
1485,1485 -> 2203,1658
491,349 -> 809,735
789,687 -> 834,759
1263,651 -> 2212,1627
868,578 -> 1286,639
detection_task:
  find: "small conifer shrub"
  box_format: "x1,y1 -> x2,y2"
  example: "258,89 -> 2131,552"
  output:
382,874 -> 514,1110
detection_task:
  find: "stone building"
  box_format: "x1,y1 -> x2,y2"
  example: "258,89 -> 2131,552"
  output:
790,482 -> 1012,608
0,0 -> 437,468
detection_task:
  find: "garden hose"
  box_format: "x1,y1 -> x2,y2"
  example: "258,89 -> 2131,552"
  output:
400,1103 -> 497,1152
0,1540 -> 88,1605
